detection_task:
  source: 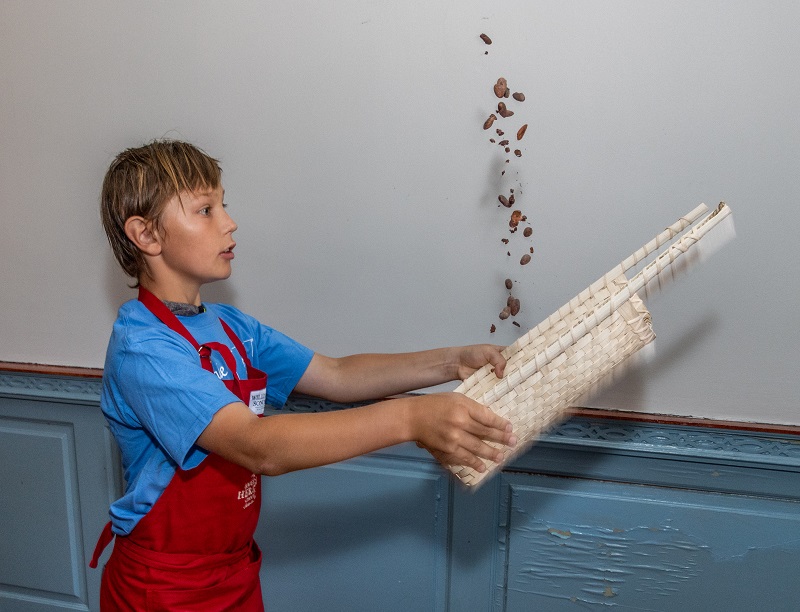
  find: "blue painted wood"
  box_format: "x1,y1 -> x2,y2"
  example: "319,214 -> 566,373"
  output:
2,372 -> 800,611
496,474 -> 800,610
257,455 -> 451,611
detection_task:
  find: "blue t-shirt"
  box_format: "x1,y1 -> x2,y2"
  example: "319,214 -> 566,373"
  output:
100,299 -> 314,535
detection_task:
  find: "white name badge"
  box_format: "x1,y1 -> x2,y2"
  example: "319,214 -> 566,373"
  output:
248,388 -> 266,416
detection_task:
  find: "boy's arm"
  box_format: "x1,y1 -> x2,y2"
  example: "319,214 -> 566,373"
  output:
293,345 -> 507,404
196,391 -> 514,477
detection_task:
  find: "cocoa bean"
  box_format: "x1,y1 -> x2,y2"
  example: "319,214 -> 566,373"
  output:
490,324 -> 496,333
512,92 -> 525,102
498,194 -> 510,207
520,254 -> 531,265
483,114 -> 497,130
499,307 -> 511,320
498,139 -> 509,146
523,227 -> 532,237
510,298 -> 521,316
513,321 -> 521,327
505,278 -> 513,290
480,33 -> 492,45
494,78 -> 508,99
516,124 -> 528,140
497,102 -> 514,118
514,149 -> 522,157
509,194 -> 515,205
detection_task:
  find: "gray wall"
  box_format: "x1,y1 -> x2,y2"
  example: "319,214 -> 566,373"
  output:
1,1 -> 798,424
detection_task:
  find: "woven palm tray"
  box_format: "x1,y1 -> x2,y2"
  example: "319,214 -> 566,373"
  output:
450,202 -> 732,488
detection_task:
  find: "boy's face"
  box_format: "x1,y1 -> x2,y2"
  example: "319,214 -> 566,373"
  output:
153,185 -> 237,300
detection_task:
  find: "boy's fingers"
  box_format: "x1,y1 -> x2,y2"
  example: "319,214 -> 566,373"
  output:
468,403 -> 515,439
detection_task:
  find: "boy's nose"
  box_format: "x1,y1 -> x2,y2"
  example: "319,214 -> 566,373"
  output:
223,210 -> 238,233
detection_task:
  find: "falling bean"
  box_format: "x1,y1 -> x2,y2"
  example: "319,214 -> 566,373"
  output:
510,298 -> 521,316
512,92 -> 526,102
512,321 -> 521,327
480,33 -> 492,45
514,149 -> 522,157
483,114 -> 497,130
494,77 -> 508,99
490,324 -> 496,333
517,124 -> 528,140
505,278 -> 513,290
497,102 -> 514,118
498,194 -> 511,207
520,254 -> 531,265
499,307 -> 511,320
523,227 -> 532,237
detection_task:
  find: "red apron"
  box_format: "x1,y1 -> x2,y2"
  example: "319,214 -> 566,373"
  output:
90,287 -> 267,611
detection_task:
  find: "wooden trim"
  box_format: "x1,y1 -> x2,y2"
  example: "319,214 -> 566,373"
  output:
0,361 -> 103,378
570,407 -> 800,436
2,361 -> 798,435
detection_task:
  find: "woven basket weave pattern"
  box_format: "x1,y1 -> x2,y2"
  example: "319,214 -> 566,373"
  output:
450,203 -> 731,488
451,277 -> 654,487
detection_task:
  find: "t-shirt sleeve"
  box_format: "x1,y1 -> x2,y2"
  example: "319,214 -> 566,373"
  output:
114,333 -> 240,470
252,322 -> 314,407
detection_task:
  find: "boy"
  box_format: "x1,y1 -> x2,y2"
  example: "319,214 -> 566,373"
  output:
90,139 -> 516,610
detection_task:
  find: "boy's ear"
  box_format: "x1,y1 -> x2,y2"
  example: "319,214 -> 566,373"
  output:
124,216 -> 162,256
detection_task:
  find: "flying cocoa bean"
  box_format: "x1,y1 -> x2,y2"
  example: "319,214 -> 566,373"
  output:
514,149 -> 522,157
497,102 -> 514,118
510,298 -> 521,316
512,92 -> 526,102
499,307 -> 511,320
494,78 -> 508,98
520,254 -> 531,265
498,194 -> 510,207
523,227 -> 532,237
483,114 -> 497,130
517,124 -> 528,140
505,278 -> 513,290
480,33 -> 492,45
490,324 -> 496,333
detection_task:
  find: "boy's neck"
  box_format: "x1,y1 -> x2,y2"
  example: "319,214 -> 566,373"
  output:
139,279 -> 202,307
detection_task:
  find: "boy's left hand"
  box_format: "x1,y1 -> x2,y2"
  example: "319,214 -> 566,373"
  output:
453,345 -> 507,381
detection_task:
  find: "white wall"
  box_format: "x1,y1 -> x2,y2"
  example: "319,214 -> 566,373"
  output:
1,1 -> 798,424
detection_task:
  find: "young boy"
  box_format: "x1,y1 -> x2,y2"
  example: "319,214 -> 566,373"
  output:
89,139 -> 516,610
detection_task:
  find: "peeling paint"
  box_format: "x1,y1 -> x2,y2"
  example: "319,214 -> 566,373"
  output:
507,523 -> 706,604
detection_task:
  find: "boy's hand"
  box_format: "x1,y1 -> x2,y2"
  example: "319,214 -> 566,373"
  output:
452,344 -> 507,381
410,392 -> 516,474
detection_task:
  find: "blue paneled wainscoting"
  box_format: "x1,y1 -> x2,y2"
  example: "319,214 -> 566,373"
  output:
1,365 -> 799,611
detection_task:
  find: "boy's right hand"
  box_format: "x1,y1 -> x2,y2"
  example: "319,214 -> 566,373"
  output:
408,392 -> 516,474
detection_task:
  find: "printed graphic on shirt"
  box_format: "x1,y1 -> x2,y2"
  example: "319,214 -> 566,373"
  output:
238,473 -> 259,509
